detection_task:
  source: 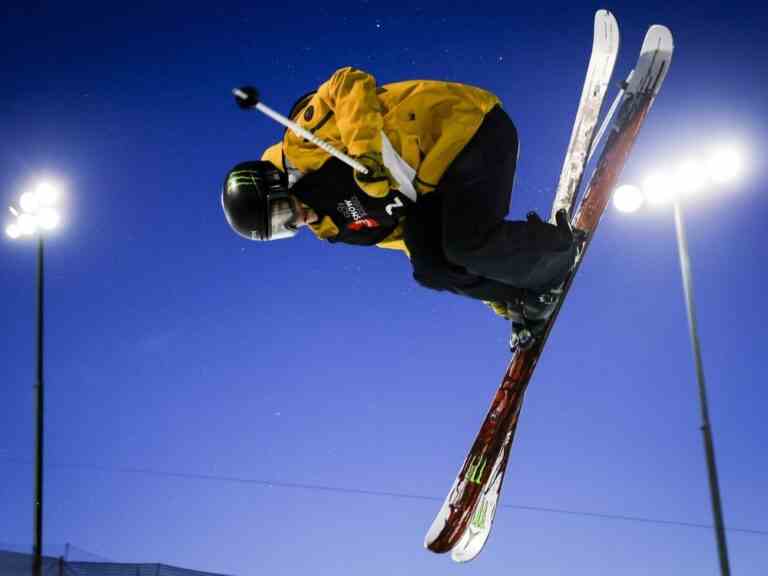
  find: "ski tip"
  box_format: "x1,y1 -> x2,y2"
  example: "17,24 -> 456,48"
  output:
449,527 -> 491,563
424,539 -> 451,554
595,8 -> 616,23
423,533 -> 435,550
451,551 -> 474,563
424,525 -> 450,553
648,23 -> 672,35
642,24 -> 674,54
626,27 -> 674,97
592,8 -> 620,54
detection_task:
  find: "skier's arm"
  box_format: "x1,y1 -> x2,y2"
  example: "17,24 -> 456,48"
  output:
316,67 -> 393,198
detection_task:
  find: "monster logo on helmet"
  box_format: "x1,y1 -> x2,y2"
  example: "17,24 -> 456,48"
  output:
221,161 -> 300,241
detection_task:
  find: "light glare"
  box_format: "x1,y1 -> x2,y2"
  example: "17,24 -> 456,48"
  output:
709,146 -> 744,183
35,181 -> 60,206
19,191 -> 40,214
643,172 -> 675,204
613,184 -> 644,213
5,223 -> 21,239
677,159 -> 708,195
6,177 -> 66,240
37,208 -> 61,231
18,213 -> 38,235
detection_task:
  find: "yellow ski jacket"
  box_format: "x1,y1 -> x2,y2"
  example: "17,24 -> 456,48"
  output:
261,66 -> 500,252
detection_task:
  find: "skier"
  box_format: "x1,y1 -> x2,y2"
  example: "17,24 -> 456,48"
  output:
221,67 -> 581,329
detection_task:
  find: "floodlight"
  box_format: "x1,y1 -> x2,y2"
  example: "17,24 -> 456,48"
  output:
35,181 -> 60,206
6,179 -> 66,240
676,158 -> 708,195
37,208 -> 61,231
643,172 -> 675,204
613,184 -> 644,213
5,223 -> 21,239
709,146 -> 744,184
18,213 -> 38,235
20,191 -> 41,214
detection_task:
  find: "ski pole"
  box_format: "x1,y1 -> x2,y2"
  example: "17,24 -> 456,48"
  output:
232,86 -> 369,175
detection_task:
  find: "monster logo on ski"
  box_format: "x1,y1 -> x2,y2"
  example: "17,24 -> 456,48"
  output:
466,456 -> 487,485
425,13 -> 674,563
471,501 -> 490,530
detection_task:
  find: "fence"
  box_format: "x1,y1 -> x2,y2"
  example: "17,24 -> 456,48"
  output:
0,550 -> 233,576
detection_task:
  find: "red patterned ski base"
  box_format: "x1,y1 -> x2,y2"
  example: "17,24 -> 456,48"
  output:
424,347 -> 538,554
425,23 -> 673,563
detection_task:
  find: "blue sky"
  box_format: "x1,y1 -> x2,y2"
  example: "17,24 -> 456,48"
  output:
2,1 -> 766,574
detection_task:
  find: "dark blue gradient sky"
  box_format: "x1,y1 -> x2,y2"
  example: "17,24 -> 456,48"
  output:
2,2 -> 767,574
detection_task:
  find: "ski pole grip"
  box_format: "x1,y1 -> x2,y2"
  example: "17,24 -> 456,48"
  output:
231,87 -> 369,175
233,86 -> 260,109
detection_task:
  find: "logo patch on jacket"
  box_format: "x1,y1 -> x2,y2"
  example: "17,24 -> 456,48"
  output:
337,197 -> 380,230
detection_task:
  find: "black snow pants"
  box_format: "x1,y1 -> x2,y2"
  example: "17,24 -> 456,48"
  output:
403,105 -> 577,304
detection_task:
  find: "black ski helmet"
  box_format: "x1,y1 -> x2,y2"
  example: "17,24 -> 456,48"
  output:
221,161 -> 298,241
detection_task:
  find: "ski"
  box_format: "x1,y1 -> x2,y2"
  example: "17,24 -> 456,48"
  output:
550,9 -> 620,223
425,23 -> 674,562
424,10 -> 620,556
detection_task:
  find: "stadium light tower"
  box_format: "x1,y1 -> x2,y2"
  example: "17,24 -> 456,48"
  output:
6,179 -> 64,576
613,143 -> 746,576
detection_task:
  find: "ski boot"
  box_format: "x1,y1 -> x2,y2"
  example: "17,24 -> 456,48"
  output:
529,209 -> 588,251
507,209 -> 586,351
507,287 -> 562,352
555,209 -> 588,244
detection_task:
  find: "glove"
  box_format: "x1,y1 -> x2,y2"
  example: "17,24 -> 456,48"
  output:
353,151 -> 398,198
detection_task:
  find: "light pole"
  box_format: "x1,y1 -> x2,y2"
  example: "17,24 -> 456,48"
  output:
671,196 -> 730,576
6,180 -> 63,576
613,144 -> 744,576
